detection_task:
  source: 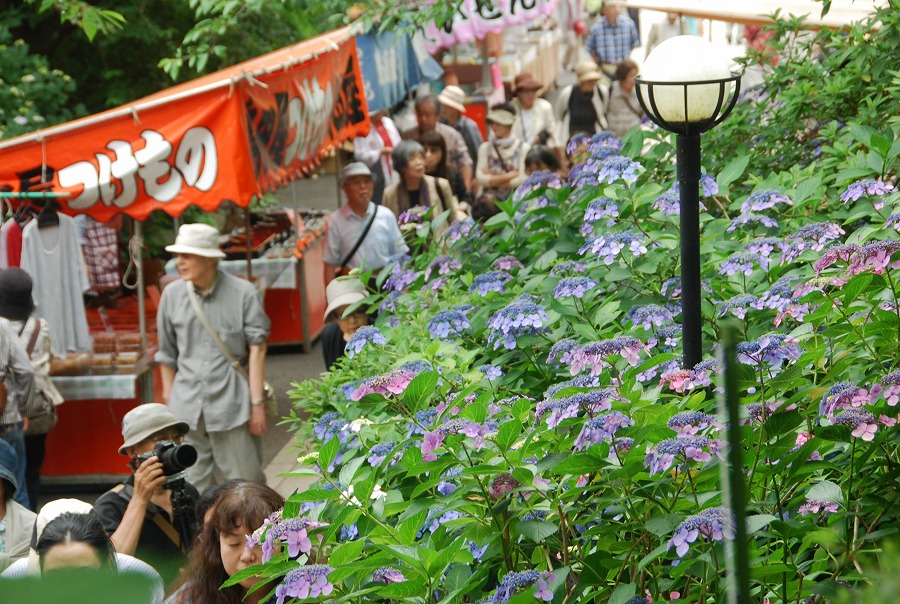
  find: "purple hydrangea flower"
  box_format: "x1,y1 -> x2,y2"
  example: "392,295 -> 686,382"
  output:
700,173 -> 719,197
312,412 -> 346,441
346,326 -> 386,358
427,309 -> 471,340
648,324 -> 681,350
568,337 -> 646,374
259,511 -> 328,562
566,133 -> 591,157
840,179 -> 894,209
626,304 -> 675,330
480,364 -> 503,380
533,572 -> 556,602
579,230 -> 649,265
554,276 -> 598,298
860,239 -> 900,274
383,266 -> 417,292
744,237 -> 783,258
659,360 -> 718,394
443,217 -> 477,245
668,507 -> 734,557
425,255 -> 462,280
831,408 -> 878,441
727,213 -> 779,233
596,155 -> 642,184
536,388 -> 623,428
470,271 -> 512,296
373,566 -> 406,583
812,243 -> 861,275
514,170 -> 566,202
487,297 -> 550,350
756,276 -> 798,311
587,131 -> 624,154
275,565 -> 334,603
494,569 -> 540,602
547,338 -> 580,366
367,442 -> 395,466
720,251 -> 768,276
736,334 -> 803,373
544,375 -> 601,399
653,188 -> 680,215
740,190 -> 792,214
568,162 -> 599,190
717,294 -> 759,319
422,276 -> 449,293
645,436 -> 718,475
550,260 -> 588,276
782,223 -> 845,264
819,381 -> 870,418
798,500 -> 839,516
574,411 -> 634,450
667,411 -> 716,435
584,197 -> 620,228
493,255 -> 525,271
421,430 -> 445,462
881,369 -> 900,406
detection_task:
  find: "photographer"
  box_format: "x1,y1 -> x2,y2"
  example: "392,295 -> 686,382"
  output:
94,403 -> 199,585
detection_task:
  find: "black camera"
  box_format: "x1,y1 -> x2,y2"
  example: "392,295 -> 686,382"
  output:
131,440 -> 198,476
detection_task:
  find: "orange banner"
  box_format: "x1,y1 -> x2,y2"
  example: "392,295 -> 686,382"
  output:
0,31 -> 369,222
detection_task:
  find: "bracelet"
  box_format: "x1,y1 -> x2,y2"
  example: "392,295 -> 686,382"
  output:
251,398 -> 265,405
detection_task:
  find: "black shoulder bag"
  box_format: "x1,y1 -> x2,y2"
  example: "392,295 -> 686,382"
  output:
339,207 -> 378,270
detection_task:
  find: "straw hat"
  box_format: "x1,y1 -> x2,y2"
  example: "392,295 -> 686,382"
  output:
578,69 -> 603,84
438,86 -> 467,114
487,107 -> 517,127
324,277 -> 368,321
165,224 -> 226,259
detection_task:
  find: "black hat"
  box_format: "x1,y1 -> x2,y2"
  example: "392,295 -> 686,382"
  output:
0,268 -> 35,321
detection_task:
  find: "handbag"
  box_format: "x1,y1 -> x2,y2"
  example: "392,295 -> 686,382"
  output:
185,285 -> 279,419
20,319 -> 58,435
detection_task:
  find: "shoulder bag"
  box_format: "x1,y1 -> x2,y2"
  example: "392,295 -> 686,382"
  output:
20,319 -> 58,435
338,206 -> 378,273
186,285 -> 278,419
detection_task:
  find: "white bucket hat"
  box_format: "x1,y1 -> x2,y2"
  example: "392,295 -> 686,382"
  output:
438,86 -> 467,114
324,277 -> 368,321
26,499 -> 97,575
339,162 -> 374,186
165,223 -> 226,258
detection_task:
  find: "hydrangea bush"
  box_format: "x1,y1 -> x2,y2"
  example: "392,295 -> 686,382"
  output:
226,18 -> 900,604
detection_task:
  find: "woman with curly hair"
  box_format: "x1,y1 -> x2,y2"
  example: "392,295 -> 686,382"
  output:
167,481 -> 283,604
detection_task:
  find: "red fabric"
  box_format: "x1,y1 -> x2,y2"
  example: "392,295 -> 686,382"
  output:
5,220 -> 22,267
373,119 -> 394,178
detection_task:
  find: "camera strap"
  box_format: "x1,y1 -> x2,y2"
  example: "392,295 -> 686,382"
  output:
186,283 -> 250,381
152,512 -> 183,551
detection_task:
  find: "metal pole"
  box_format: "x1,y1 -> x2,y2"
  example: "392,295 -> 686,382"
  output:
718,321 -> 751,603
676,133 -> 703,368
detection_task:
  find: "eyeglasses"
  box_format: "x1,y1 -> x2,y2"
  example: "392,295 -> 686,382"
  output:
144,431 -> 185,446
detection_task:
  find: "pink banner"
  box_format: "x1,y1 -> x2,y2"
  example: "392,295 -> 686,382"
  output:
422,0 -> 559,53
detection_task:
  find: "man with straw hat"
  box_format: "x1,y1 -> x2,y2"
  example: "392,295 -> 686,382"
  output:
157,223 -> 270,494
438,85 -> 484,171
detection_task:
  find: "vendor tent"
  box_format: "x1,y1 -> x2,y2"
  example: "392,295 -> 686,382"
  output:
356,29 -> 444,113
0,27 -> 370,222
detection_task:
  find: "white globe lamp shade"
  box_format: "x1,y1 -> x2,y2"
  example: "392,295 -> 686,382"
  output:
638,36 -> 734,124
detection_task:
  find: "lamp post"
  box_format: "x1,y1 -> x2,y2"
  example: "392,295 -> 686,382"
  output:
635,35 -> 741,369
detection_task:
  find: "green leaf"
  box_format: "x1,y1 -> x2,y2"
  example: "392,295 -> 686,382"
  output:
517,520 -> 557,543
746,514 -> 776,534
550,453 -> 608,475
637,544 -> 669,571
319,436 -> 340,473
286,488 -> 339,504
645,514 -> 684,536
609,582 -> 637,604
716,154 -> 750,190
807,480 -> 843,504
496,419 -> 522,452
401,370 -> 439,412
378,580 -> 428,598
328,539 -> 365,568
397,510 -> 428,545
534,249 -> 558,271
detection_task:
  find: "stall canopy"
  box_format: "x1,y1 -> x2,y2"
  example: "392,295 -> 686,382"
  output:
422,0 -> 559,54
356,29 -> 444,113
0,27 -> 370,222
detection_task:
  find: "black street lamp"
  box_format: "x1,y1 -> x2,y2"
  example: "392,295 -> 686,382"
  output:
635,35 -> 741,369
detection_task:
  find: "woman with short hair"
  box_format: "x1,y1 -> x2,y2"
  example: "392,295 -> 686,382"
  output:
382,140 -> 466,228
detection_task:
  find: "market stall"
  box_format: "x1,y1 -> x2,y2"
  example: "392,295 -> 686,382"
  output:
0,26 -> 370,482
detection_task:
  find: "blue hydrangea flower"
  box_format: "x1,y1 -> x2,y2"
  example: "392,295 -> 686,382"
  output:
346,326 -> 386,358
645,436 -> 718,475
668,507 -> 734,557
442,217 -> 477,245
383,265 -> 417,292
740,190 -> 793,214
550,260 -> 588,277
367,442 -> 395,466
274,564 -> 334,602
372,566 -> 406,584
626,304 -> 674,330
487,297 -> 550,350
566,132 -> 591,156
743,237 -> 783,257
700,173 -> 719,197
536,389 -> 623,428
736,333 -> 803,372
574,411 -> 634,450
596,155 -> 641,184
840,179 -> 894,208
717,293 -> 760,319
544,375 -> 601,399
587,131 -> 624,154
579,230 -> 649,265
720,251 -> 768,276
756,276 -> 798,311
583,197 -> 620,228
653,188 -> 680,215
781,222 -> 845,264
727,213 -> 779,233
493,255 -> 525,271
667,411 -> 716,435
554,276 -> 598,299
547,338 -> 580,366
514,170 -> 566,202
470,271 -> 512,296
427,310 -> 471,340
494,570 -> 540,603
480,365 -> 503,380
425,255 -> 462,280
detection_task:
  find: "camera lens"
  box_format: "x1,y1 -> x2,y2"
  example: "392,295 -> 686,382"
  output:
155,441 -> 198,474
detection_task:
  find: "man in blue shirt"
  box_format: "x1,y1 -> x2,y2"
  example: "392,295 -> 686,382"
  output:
586,1 -> 640,83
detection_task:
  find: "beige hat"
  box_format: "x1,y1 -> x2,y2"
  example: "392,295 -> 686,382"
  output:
118,403 -> 189,455
514,75 -> 542,93
324,277 -> 368,321
339,162 -> 374,186
165,223 -> 226,258
578,69 -> 603,84
487,107 -> 516,127
438,85 -> 467,114
26,499 -> 96,575
574,61 -> 599,77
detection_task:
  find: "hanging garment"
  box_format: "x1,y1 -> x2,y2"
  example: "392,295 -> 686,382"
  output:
20,214 -> 91,356
0,218 -> 24,269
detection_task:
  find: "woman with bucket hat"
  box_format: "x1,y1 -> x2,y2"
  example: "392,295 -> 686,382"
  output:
0,267 -> 64,511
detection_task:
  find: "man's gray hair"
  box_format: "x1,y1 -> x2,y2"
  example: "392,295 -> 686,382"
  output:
392,140 -> 426,175
414,94 -> 441,113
